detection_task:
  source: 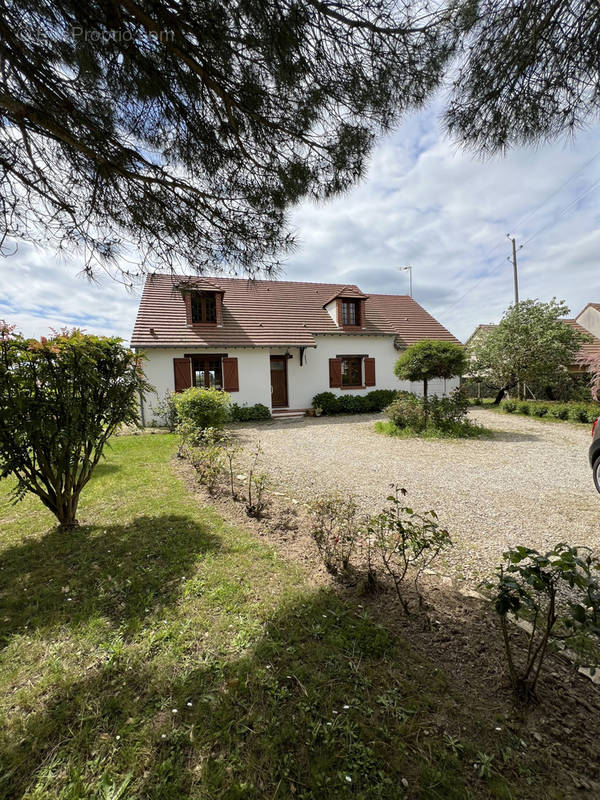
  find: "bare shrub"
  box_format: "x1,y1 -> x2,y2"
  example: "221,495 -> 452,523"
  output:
368,485 -> 452,612
308,493 -> 363,575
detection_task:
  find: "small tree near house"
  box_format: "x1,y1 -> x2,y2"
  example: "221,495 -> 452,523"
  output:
0,325 -> 149,528
394,340 -> 466,404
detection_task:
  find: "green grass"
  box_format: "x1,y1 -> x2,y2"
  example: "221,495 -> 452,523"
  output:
0,435 -> 558,798
374,420 -> 492,440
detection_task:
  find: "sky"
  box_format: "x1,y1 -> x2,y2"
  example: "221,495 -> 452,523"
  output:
1,102 -> 599,344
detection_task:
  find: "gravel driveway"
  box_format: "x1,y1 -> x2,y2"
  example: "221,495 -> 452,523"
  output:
236,409 -> 599,581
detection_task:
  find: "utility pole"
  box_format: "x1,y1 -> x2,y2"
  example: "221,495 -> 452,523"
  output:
507,234 -> 523,398
506,235 -> 520,307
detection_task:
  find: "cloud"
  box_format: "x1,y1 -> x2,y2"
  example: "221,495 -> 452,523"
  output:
1,103 -> 599,343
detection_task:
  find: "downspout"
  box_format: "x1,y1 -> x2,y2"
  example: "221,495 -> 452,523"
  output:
134,347 -> 146,427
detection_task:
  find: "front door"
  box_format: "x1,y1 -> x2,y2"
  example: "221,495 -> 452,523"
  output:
270,356 -> 288,408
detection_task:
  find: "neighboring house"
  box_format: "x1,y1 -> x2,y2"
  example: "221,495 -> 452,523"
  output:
464,304 -> 600,375
131,274 -> 461,422
576,303 -> 600,342
464,324 -> 497,352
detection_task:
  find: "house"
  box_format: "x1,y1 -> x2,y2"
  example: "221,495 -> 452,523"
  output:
131,274 -> 461,422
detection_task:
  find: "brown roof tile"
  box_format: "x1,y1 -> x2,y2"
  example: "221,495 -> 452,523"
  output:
367,294 -> 461,347
131,274 -> 458,349
562,319 -> 600,362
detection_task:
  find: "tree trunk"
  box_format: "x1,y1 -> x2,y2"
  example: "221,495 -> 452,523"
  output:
493,384 -> 513,405
56,493 -> 80,528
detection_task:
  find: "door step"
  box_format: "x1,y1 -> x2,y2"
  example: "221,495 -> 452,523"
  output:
271,408 -> 307,418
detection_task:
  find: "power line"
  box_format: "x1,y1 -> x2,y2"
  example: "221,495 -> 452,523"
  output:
520,175 -> 600,249
442,156 -> 600,315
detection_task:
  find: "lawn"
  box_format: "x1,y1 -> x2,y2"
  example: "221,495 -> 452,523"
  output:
0,434 -> 583,799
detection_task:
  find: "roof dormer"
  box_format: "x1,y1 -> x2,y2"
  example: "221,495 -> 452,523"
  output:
323,286 -> 368,330
176,278 -> 225,327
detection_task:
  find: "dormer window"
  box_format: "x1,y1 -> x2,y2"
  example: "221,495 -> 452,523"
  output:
342,300 -> 360,327
191,291 -> 217,324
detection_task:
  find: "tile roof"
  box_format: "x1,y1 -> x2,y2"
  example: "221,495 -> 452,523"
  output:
131,274 -> 458,349
562,319 -> 600,363
367,294 -> 461,346
464,324 -> 498,346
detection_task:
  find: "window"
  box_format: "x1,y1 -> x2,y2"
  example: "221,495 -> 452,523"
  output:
192,357 -> 223,389
341,357 -> 362,387
341,300 -> 359,326
191,291 -> 217,323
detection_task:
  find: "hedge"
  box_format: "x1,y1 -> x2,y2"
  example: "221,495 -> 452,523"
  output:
501,398 -> 599,424
312,389 -> 398,415
230,403 -> 272,422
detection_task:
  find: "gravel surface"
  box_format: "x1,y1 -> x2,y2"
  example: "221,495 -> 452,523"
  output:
235,409 -> 599,582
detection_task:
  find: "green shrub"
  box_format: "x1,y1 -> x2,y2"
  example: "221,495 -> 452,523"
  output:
337,394 -> 364,414
485,544 -> 600,704
174,386 -> 231,430
502,399 -> 517,413
0,326 -> 149,528
549,404 -> 569,420
312,389 -> 398,415
385,392 -> 425,431
532,403 -> 548,417
427,388 -> 470,429
570,403 -> 593,423
364,389 -> 398,411
230,403 -> 271,422
470,397 -> 483,406
312,391 -> 339,415
518,401 -> 530,415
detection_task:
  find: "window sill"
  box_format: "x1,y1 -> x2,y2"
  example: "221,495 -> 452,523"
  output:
187,322 -> 218,327
339,385 -> 365,390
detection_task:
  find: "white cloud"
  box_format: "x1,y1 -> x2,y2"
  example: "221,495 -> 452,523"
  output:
1,104 -> 599,344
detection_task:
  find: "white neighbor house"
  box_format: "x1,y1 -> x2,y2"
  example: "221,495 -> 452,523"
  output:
131,275 -> 461,422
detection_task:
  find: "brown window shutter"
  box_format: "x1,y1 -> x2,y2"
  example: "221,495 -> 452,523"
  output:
222,357 -> 239,392
329,358 -> 342,388
173,358 -> 192,392
364,357 -> 376,387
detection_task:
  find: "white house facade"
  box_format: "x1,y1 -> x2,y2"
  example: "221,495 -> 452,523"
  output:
131,275 -> 461,422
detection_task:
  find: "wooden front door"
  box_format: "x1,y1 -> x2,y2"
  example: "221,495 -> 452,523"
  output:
270,356 -> 288,408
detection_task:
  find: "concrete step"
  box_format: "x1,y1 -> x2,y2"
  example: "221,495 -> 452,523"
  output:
271,408 -> 307,418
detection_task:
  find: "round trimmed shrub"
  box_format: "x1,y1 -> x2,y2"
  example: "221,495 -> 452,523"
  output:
518,401 -> 530,415
174,386 -> 231,429
532,403 -> 548,417
502,400 -> 517,413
